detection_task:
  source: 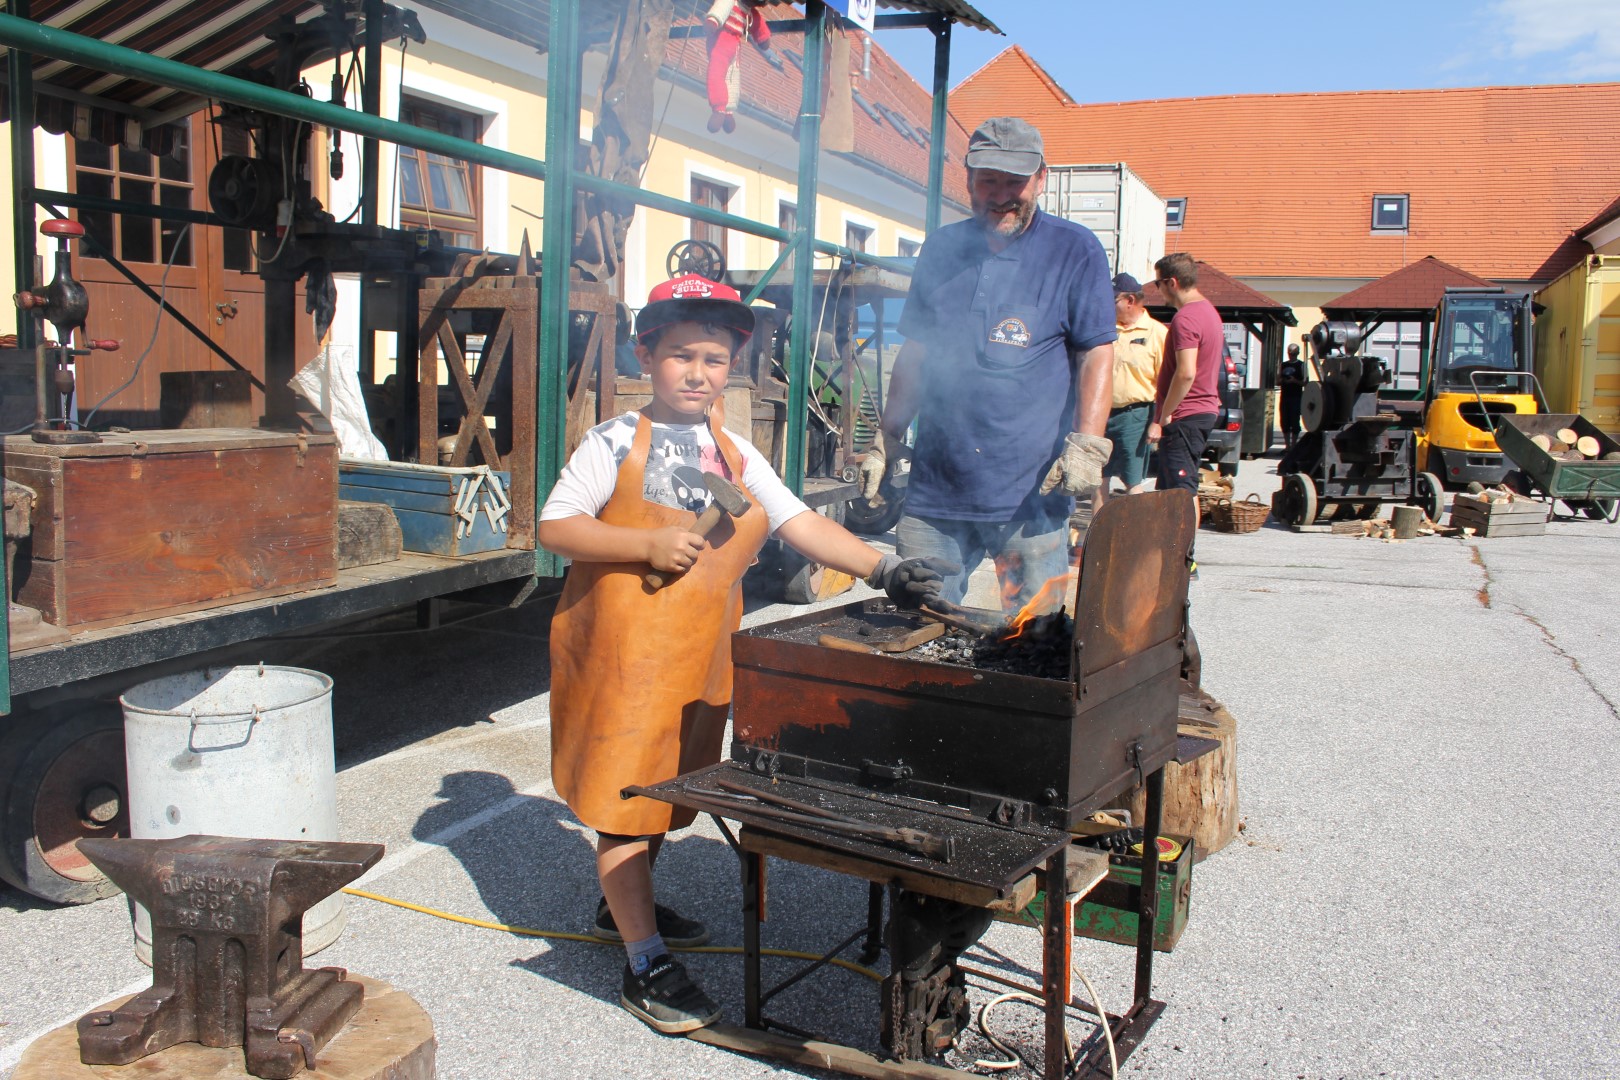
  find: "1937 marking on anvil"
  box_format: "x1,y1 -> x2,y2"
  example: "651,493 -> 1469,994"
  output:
161,871 -> 257,927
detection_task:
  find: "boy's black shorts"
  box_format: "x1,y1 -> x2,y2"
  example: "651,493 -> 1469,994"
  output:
1154,413 -> 1217,492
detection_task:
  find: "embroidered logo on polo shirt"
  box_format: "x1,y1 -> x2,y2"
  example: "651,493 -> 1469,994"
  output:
989,316 -> 1030,347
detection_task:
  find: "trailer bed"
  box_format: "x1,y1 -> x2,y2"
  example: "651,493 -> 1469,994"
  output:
7,549 -> 538,696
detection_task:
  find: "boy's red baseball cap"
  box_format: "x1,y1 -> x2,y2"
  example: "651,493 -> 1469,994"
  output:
636,274 -> 754,344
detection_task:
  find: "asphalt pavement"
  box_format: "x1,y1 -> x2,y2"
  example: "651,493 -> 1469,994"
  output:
3,456 -> 1617,1080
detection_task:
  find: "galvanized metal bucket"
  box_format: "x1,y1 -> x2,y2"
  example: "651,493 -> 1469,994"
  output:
119,664 -> 346,965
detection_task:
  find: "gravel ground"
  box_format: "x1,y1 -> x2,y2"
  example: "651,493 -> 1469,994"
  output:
3,456 -> 1618,1079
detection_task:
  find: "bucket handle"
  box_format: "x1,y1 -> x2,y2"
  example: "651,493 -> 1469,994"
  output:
186,708 -> 261,753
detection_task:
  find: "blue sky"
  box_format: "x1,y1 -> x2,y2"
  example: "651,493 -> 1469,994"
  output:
877,0 -> 1620,102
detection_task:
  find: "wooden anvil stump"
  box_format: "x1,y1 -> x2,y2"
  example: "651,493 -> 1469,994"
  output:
74,835 -> 384,1079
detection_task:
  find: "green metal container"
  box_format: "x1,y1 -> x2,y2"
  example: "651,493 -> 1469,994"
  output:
1019,835 -> 1194,953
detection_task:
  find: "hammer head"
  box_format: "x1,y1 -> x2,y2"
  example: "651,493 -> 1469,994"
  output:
704,472 -> 752,518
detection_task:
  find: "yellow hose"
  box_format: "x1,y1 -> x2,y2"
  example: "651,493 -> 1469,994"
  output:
342,887 -> 882,980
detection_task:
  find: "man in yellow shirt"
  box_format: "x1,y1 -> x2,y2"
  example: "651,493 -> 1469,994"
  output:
1095,272 -> 1168,510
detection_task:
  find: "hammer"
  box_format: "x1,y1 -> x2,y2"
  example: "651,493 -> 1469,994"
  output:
643,473 -> 752,590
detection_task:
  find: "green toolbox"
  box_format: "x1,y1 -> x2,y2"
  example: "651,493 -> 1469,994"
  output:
1016,834 -> 1194,953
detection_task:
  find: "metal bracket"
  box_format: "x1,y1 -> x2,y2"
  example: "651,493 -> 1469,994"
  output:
1127,740 -> 1146,789
861,759 -> 912,782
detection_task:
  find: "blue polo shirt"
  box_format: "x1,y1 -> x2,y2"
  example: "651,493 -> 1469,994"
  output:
897,209 -> 1115,524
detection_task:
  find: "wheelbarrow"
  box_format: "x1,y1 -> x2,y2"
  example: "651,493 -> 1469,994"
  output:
1478,374 -> 1620,521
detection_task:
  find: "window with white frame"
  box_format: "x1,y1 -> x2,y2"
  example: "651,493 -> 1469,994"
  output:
690,176 -> 734,256
398,97 -> 483,249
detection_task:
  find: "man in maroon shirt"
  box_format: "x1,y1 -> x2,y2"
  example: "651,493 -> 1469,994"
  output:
1149,252 -> 1223,496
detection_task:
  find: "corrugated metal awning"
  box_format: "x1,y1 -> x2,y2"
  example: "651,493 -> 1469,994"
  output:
0,0 -> 999,153
876,0 -> 999,34
0,0 -> 325,152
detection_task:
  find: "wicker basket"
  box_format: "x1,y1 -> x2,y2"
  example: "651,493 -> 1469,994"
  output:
1208,492 -> 1270,534
1197,478 -> 1235,518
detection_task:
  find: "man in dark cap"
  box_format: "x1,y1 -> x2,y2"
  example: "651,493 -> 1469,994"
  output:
1096,271 -> 1167,511
857,116 -> 1115,612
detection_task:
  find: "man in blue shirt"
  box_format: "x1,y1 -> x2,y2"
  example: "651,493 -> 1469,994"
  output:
858,117 -> 1115,611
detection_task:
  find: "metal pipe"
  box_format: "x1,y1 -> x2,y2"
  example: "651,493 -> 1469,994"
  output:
574,172 -> 913,274
361,0 -> 383,229
785,1 -> 827,498
0,13 -> 548,185
358,0 -> 384,389
2,0 -> 33,708
741,234 -> 800,306
925,16 -> 951,235
535,0 -> 581,579
9,1 -> 37,353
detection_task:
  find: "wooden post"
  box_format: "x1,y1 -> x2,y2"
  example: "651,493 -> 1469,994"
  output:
1125,694 -> 1240,860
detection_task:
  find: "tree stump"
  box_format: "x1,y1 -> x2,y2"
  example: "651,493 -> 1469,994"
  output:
1122,692 -> 1239,860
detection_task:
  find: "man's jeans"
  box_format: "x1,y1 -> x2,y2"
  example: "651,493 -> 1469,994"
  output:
895,513 -> 1072,613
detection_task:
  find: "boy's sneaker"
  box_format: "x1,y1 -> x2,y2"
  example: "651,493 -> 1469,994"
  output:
621,955 -> 721,1034
594,898 -> 710,947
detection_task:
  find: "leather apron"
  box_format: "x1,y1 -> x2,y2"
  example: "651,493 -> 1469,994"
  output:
549,413 -> 769,835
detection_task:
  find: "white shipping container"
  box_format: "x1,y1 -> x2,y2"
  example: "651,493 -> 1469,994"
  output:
1037,163 -> 1166,283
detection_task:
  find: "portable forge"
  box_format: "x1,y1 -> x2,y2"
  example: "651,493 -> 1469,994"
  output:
631,489 -> 1200,1079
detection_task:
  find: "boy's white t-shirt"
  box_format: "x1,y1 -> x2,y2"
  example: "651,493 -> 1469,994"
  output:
540,412 -> 811,534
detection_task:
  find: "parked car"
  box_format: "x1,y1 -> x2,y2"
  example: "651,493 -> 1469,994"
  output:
1201,346 -> 1244,477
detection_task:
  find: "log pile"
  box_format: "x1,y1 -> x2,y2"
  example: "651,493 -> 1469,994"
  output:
1531,430 -> 1613,462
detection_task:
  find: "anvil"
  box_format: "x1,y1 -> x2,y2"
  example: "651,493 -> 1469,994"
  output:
75,834 -> 383,1079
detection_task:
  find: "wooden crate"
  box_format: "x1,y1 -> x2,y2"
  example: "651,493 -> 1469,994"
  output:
3,428 -> 338,628
1449,492 -> 1549,537
338,460 -> 510,556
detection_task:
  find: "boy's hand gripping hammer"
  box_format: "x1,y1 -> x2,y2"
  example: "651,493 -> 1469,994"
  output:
643,473 -> 752,590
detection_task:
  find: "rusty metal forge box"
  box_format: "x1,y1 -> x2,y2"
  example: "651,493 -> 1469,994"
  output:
4,428 -> 338,629
729,491 -> 1196,831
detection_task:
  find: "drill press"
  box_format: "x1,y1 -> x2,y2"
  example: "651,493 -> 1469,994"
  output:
12,219 -> 120,444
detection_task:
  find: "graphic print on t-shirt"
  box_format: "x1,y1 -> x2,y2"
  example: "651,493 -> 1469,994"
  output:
989,316 -> 1030,347
595,413 -> 734,511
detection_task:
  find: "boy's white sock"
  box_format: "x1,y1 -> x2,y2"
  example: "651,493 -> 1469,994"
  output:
626,932 -> 665,975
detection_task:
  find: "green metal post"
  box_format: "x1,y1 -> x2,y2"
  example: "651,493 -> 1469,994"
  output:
536,0 -> 581,578
925,16 -> 951,235
361,0 -> 383,229
785,1 -> 827,498
358,0 -> 384,387
9,9 -> 36,352
2,0 -> 33,711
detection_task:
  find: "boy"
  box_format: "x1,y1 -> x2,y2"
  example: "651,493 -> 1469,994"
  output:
538,275 -> 948,1035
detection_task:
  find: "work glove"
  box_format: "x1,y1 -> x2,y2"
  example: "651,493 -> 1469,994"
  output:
1038,432 -> 1112,500
865,554 -> 958,610
857,431 -> 908,505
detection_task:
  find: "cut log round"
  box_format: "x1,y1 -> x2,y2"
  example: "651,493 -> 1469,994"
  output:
1576,435 -> 1601,458
1530,433 -> 1552,452
1121,693 -> 1239,860
1556,427 -> 1580,446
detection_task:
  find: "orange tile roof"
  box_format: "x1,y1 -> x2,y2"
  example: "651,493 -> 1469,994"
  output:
663,18 -> 970,211
1321,256 -> 1497,314
951,48 -> 1620,283
1580,193 -> 1620,235
1140,261 -> 1294,319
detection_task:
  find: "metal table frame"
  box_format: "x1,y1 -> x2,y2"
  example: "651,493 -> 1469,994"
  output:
642,768 -> 1170,1080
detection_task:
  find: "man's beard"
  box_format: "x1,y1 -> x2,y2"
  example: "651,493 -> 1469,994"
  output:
974,195 -> 1036,240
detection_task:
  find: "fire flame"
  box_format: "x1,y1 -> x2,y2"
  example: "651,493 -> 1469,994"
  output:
1002,573 -> 1073,642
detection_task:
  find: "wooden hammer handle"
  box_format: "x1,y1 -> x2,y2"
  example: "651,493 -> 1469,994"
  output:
642,503 -> 726,590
